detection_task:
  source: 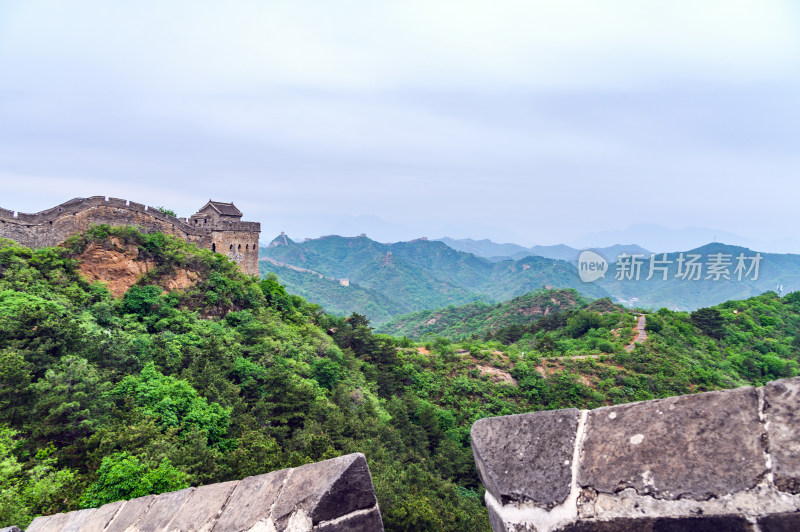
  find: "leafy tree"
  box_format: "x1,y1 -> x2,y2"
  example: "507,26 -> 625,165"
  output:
259,274 -> 295,316
691,307 -> 726,339
80,452 -> 187,508
122,285 -> 165,316
0,426 -> 77,528
31,356 -> 111,452
0,349 -> 32,427
111,363 -> 231,446
155,207 -> 177,217
566,311 -> 603,338
0,291 -> 81,377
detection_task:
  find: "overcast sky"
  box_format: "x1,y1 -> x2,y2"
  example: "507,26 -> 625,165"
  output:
1,1 -> 799,250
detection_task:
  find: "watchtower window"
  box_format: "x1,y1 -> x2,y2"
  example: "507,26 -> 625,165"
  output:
212,243 -> 216,252
245,244 -> 249,250
238,244 -> 242,251
229,244 -> 233,250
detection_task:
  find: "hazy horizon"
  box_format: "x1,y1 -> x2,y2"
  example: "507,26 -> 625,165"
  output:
2,1 -> 799,250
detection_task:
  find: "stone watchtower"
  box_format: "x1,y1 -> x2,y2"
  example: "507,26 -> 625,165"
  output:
189,201 -> 261,276
0,196 -> 261,277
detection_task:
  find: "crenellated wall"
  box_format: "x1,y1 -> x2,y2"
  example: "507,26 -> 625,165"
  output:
0,197 -> 261,276
471,376 -> 800,531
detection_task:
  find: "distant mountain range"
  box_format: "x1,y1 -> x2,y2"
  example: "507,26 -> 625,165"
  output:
569,223 -> 800,255
436,237 -> 650,263
594,242 -> 800,310
260,235 -> 610,323
260,234 -> 800,322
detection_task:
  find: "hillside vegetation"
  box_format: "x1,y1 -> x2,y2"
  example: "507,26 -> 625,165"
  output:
1,227 -> 798,531
377,288 -> 592,340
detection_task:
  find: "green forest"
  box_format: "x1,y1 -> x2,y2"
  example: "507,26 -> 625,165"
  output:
1,228 -> 798,530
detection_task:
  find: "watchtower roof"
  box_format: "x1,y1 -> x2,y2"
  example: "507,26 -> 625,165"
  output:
198,200 -> 243,217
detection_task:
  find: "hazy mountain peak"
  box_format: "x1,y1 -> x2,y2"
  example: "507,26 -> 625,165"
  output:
269,233 -> 295,247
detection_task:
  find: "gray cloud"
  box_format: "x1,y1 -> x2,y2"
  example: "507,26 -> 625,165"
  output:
1,1 -> 799,248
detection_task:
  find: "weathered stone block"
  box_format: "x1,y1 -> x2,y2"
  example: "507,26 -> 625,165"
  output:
213,469 -> 289,531
164,480 -> 238,531
315,506 -> 385,532
578,387 -> 764,500
557,515 -> 754,531
271,453 -> 378,527
57,508 -> 97,532
131,487 -> 194,531
79,500 -> 125,531
471,409 -> 581,507
763,377 -> 800,493
0,526 -> 23,532
485,502 -> 511,532
104,495 -> 155,532
758,511 -> 800,532
25,513 -> 72,532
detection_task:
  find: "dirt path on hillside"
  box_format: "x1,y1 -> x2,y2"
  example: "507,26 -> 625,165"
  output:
624,314 -> 647,352
545,314 -> 647,361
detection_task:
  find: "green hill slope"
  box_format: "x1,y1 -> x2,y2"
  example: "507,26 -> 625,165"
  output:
377,288 -> 590,340
258,262 -> 407,323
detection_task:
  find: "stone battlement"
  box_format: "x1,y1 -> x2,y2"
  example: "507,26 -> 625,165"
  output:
2,197 -> 200,235
22,453 -> 384,532
471,376 -> 800,531
0,197 -> 261,276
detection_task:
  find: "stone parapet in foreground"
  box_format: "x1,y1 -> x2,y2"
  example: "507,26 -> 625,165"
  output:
24,453 -> 383,532
471,377 -> 800,531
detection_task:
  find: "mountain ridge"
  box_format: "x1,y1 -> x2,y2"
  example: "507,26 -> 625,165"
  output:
261,234 -> 611,322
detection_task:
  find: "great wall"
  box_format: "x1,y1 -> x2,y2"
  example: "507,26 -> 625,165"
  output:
0,196 -> 261,276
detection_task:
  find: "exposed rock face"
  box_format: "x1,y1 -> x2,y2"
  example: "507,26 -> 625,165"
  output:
471,377 -> 800,532
24,453 -> 383,532
477,365 -> 518,385
77,238 -> 200,297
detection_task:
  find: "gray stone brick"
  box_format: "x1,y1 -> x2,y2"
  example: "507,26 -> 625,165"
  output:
578,387 -> 764,500
471,409 -> 581,507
